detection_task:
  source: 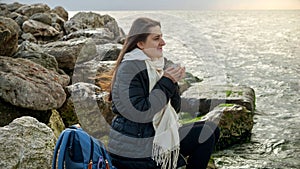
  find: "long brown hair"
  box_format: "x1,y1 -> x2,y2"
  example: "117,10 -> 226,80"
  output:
108,17 -> 161,100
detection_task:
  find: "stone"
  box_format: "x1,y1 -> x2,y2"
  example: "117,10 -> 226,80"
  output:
6,2 -> 24,12
65,82 -> 113,138
29,12 -> 52,25
201,104 -> 254,149
0,116 -> 56,169
50,12 -> 66,32
96,43 -> 122,60
62,28 -> 115,44
13,41 -> 60,72
14,14 -> 28,27
42,37 -> 97,75
22,19 -> 61,38
51,6 -> 68,21
64,12 -> 105,34
47,109 -> 65,138
181,85 -> 255,114
0,16 -> 19,56
64,12 -> 124,42
20,32 -> 37,42
0,56 -> 69,110
15,3 -> 50,17
0,3 -> 9,17
72,59 -> 115,84
57,96 -> 79,127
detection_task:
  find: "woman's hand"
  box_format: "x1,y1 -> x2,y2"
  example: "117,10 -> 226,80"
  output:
163,64 -> 186,83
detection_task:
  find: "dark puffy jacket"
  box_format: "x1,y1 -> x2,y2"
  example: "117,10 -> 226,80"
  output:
108,60 -> 185,169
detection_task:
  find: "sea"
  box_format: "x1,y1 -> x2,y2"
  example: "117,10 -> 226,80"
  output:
70,10 -> 300,169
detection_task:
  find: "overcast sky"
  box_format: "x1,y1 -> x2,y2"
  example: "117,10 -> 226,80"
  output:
2,0 -> 300,11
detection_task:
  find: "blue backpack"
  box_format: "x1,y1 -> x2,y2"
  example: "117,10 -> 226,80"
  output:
52,125 -> 116,169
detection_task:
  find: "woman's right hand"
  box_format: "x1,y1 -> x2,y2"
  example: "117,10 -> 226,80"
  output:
163,65 -> 186,83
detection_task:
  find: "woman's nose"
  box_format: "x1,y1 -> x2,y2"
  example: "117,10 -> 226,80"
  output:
160,38 -> 166,46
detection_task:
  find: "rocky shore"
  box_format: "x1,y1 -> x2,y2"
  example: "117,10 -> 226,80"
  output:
0,2 -> 255,169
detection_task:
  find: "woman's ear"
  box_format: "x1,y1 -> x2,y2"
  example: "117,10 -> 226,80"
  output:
137,41 -> 144,50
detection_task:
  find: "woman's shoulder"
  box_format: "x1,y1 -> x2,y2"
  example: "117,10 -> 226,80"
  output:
118,60 -> 147,73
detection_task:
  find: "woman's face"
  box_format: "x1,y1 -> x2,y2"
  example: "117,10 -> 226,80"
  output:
138,25 -> 166,59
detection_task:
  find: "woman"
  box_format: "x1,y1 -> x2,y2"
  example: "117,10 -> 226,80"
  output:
108,17 -> 220,169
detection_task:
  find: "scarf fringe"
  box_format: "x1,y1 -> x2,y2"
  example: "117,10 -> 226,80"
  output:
152,143 -> 180,169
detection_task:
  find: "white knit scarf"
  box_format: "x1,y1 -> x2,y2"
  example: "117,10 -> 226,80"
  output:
123,48 -> 180,169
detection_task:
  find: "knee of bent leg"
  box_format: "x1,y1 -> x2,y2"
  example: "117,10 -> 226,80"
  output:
197,122 -> 217,144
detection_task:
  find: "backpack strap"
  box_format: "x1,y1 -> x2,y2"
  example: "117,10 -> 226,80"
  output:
88,136 -> 94,169
52,129 -> 73,169
96,138 -> 111,169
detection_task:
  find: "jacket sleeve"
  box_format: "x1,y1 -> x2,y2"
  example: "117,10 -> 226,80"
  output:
112,60 -> 178,123
170,83 -> 181,113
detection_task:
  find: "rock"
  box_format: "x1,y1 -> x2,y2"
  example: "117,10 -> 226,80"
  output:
201,104 -> 254,149
181,85 -> 255,114
0,16 -> 19,56
42,37 -> 97,75
64,12 -> 105,34
0,3 -> 9,16
0,56 -> 69,110
14,13 -> 28,27
0,97 -> 52,127
101,14 -> 121,39
50,13 -> 66,32
51,6 -> 68,21
21,32 -> 37,42
6,2 -> 24,12
96,43 -> 122,60
29,12 -> 52,25
93,62 -> 115,91
22,19 -> 61,39
57,96 -> 79,127
13,41 -> 60,72
15,3 -> 50,17
64,12 -> 124,42
62,28 -> 115,44
65,82 -> 113,138
7,11 -> 20,19
47,109 -> 65,138
73,59 -> 115,84
0,116 -> 56,169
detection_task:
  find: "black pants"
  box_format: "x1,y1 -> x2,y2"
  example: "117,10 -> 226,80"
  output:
110,121 -> 220,169
179,121 -> 220,169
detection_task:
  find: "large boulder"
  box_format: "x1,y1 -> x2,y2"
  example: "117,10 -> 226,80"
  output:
29,12 -> 52,25
63,82 -> 113,138
6,2 -> 24,12
22,19 -> 61,39
201,104 -> 254,149
51,6 -> 68,21
13,41 -> 60,72
96,43 -> 122,61
0,16 -> 19,56
42,37 -> 97,75
64,12 -> 124,42
181,85 -> 255,115
62,28 -> 115,44
0,116 -> 56,169
0,3 -> 9,17
0,56 -> 69,110
179,85 -> 256,149
15,3 -> 50,17
73,59 -> 115,84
